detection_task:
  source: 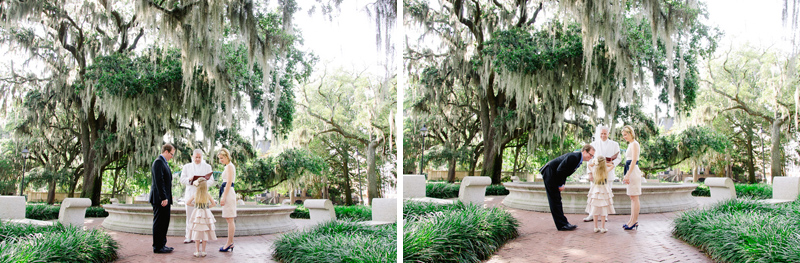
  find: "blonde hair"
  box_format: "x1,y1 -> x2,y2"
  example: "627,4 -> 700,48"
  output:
217,148 -> 233,165
622,125 -> 637,141
593,155 -> 608,185
194,178 -> 211,207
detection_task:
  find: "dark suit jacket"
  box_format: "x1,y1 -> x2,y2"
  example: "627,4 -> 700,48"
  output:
539,151 -> 583,186
149,155 -> 173,205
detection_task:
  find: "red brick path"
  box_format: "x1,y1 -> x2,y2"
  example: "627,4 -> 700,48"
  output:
483,196 -> 714,263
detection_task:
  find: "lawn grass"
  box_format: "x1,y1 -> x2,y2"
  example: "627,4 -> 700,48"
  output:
673,198 -> 800,262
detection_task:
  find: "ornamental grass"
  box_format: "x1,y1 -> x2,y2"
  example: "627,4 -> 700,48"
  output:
272,220 -> 396,263
0,221 -> 119,263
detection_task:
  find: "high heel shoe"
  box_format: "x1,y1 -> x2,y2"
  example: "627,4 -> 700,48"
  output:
623,222 -> 639,230
219,244 -> 235,252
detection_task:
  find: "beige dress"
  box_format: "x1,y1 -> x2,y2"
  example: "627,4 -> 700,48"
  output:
221,163 -> 237,218
625,141 -> 643,196
190,202 -> 217,241
587,180 -> 616,216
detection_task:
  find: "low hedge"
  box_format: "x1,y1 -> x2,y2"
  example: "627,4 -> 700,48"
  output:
0,221 -> 119,262
26,204 -> 108,220
272,220 -> 396,263
673,198 -> 800,262
290,205 -> 372,221
403,201 -> 519,263
691,183 -> 772,199
426,182 -> 510,199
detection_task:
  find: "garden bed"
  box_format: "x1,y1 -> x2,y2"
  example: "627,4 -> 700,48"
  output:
403,201 -> 519,263
289,205 -> 372,221
0,221 -> 119,262
673,198 -> 800,262
426,183 -> 509,199
691,183 -> 772,199
272,220 -> 396,263
26,204 -> 108,220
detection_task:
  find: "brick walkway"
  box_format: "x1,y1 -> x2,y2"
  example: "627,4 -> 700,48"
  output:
483,196 -> 715,263
84,217 -> 314,263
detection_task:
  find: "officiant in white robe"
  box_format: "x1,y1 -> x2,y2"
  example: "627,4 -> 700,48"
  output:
179,149 -> 215,243
584,125 -> 621,222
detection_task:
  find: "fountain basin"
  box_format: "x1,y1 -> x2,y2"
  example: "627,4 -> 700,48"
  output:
101,204 -> 297,236
502,182 -> 698,214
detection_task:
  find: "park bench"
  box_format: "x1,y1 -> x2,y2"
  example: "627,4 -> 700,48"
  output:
705,177 -> 736,203
458,176 -> 492,205
58,198 -> 91,227
0,196 -> 27,220
403,174 -> 426,199
759,176 -> 800,204
304,199 -> 336,224
359,198 -> 397,226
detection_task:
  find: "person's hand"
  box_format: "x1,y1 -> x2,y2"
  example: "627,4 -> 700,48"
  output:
558,185 -> 565,192
623,176 -> 630,184
161,200 -> 168,207
220,199 -> 225,206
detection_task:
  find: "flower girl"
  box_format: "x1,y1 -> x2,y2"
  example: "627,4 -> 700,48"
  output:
587,155 -> 615,233
186,177 -> 218,257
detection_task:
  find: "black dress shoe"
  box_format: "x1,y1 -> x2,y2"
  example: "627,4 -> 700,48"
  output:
165,246 -> 174,251
557,224 -> 577,231
154,247 -> 173,253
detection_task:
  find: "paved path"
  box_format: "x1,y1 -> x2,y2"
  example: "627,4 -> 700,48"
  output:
484,196 -> 716,263
84,217 -> 314,263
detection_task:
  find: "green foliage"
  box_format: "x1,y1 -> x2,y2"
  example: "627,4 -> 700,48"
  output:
426,183 -> 459,199
85,50 -> 182,97
483,23 -> 583,74
0,222 -> 119,262
426,183 -> 510,199
238,148 -> 327,195
26,205 -> 108,220
673,198 -> 800,262
403,201 -> 519,263
692,183 -> 773,200
290,205 -> 372,221
272,220 -> 396,263
640,126 -> 729,172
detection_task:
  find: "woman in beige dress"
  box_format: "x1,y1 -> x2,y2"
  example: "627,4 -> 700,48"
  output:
621,125 -> 642,230
217,148 -> 237,252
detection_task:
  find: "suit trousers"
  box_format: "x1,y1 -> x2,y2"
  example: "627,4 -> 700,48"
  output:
152,204 -> 171,249
543,173 -> 570,229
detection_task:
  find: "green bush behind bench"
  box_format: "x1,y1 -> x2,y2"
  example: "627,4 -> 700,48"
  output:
673,198 -> 800,262
290,205 -> 372,221
26,204 -> 109,220
691,183 -> 772,199
426,183 -> 509,199
0,221 -> 119,262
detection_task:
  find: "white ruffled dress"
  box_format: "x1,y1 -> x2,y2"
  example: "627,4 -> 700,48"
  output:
586,180 -> 616,216
190,203 -> 218,241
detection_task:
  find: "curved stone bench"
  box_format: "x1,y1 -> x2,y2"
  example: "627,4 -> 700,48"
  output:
705,177 -> 735,203
59,198 -> 92,227
403,175 -> 427,198
304,199 -> 335,224
760,176 -> 800,204
459,176 -> 491,205
0,196 -> 26,220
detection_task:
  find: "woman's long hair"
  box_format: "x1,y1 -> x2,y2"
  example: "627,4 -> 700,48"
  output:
194,178 -> 211,206
594,155 -> 608,185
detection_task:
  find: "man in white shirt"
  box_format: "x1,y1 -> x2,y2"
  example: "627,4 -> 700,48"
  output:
179,149 -> 215,243
584,125 -> 621,222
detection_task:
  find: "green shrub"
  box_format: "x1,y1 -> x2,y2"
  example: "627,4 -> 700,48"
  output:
291,204 -> 372,221
673,198 -> 800,262
335,205 -> 371,221
427,183 -> 510,198
691,183 -> 773,199
273,220 -> 396,263
0,221 -> 119,262
485,185 -> 509,195
291,205 -> 310,219
26,205 -> 109,220
426,183 -> 459,199
403,201 -> 519,263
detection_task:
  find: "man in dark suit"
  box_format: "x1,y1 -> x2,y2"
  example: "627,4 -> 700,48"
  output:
150,144 -> 176,253
539,144 -> 595,231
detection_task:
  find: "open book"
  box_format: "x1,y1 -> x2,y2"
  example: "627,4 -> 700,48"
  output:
606,152 -> 619,163
190,172 -> 213,184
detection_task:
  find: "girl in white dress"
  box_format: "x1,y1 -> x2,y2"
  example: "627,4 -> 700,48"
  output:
622,125 -> 642,230
587,155 -> 615,233
217,148 -> 237,252
186,177 -> 217,257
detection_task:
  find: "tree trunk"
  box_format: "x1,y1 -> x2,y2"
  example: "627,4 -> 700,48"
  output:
481,143 -> 503,184
745,127 -> 756,183
446,157 -> 456,183
367,140 -> 379,205
46,177 -> 56,205
343,146 -> 353,206
770,118 -> 784,181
